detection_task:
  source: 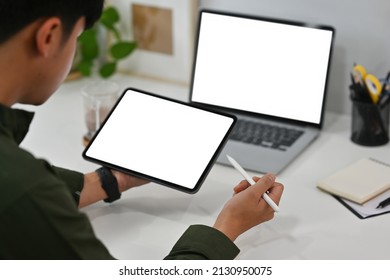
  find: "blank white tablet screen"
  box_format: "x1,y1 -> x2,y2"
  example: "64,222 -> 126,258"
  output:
84,89 -> 235,191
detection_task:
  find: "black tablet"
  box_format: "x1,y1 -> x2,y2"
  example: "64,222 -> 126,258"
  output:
82,88 -> 236,194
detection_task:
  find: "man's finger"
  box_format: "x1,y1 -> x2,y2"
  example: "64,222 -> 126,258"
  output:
251,173 -> 276,196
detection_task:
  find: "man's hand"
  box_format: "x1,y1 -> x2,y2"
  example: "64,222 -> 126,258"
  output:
79,171 -> 149,208
111,170 -> 149,193
213,173 -> 284,241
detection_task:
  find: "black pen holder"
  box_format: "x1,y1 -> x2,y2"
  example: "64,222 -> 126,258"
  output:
351,97 -> 389,146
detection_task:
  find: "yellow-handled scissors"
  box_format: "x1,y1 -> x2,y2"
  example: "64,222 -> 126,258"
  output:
353,64 -> 382,104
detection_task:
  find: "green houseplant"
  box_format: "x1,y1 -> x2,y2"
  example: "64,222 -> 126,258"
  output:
75,6 -> 137,78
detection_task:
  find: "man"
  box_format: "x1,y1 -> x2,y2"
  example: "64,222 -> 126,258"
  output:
0,0 -> 283,259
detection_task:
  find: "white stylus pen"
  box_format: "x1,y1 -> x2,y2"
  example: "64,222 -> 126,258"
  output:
226,155 -> 280,212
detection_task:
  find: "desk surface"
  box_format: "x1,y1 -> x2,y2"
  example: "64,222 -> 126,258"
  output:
18,75 -> 390,260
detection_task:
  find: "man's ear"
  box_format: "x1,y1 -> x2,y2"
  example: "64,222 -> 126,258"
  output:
35,17 -> 62,57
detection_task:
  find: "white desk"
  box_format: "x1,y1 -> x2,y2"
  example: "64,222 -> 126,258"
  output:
19,75 -> 390,260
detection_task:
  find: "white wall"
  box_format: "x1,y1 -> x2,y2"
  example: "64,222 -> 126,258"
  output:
199,0 -> 390,114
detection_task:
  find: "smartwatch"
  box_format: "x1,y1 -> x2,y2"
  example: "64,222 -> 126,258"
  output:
96,167 -> 121,203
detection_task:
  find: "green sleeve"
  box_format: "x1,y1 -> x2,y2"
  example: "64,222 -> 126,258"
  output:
0,178 -> 115,259
164,225 -> 240,260
51,166 -> 84,204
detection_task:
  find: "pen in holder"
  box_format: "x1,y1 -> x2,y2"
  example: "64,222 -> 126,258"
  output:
350,85 -> 389,146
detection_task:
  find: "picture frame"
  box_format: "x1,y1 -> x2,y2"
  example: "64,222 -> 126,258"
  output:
111,0 -> 199,84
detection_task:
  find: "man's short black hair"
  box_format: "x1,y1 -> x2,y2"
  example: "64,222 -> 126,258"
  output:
0,0 -> 105,44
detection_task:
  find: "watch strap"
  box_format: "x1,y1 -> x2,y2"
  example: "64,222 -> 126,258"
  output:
96,167 -> 121,203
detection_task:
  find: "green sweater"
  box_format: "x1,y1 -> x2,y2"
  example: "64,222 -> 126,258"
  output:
0,104 -> 239,259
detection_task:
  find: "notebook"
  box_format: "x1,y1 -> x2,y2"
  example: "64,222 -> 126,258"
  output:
334,189 -> 390,219
189,10 -> 335,173
317,158 -> 390,204
83,88 -> 236,194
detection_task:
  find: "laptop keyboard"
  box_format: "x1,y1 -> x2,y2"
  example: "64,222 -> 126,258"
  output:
229,119 -> 304,151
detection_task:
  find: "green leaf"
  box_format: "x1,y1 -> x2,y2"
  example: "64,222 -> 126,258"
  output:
76,60 -> 93,76
110,42 -> 137,59
100,6 -> 120,29
78,29 -> 94,43
78,30 -> 99,60
99,62 -> 117,78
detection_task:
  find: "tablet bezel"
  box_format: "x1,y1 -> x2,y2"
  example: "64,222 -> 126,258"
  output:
82,87 -> 237,194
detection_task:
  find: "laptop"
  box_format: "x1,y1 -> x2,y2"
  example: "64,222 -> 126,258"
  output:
189,9 -> 335,174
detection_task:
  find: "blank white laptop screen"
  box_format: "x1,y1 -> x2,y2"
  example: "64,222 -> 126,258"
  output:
83,88 -> 236,193
191,11 -> 334,125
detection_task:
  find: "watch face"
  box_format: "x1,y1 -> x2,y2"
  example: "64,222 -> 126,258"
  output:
83,88 -> 236,194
